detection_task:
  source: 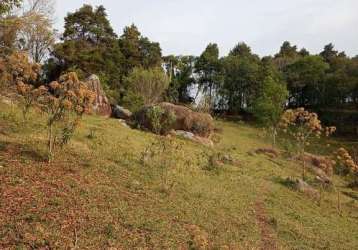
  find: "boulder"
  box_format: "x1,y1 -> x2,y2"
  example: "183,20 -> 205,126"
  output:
171,130 -> 214,147
312,167 -> 332,184
295,179 -> 319,199
172,130 -> 195,140
112,105 -> 132,120
135,102 -> 214,138
118,119 -> 129,128
84,74 -> 112,117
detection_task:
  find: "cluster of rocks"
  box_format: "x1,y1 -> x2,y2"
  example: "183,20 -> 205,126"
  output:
86,75 -> 215,146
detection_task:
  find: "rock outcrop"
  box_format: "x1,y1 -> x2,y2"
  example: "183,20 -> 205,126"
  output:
112,105 -> 132,120
84,75 -> 112,117
135,102 -> 214,138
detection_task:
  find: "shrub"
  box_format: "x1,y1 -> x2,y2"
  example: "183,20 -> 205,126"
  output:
0,51 -> 40,88
123,67 -> 169,106
16,72 -> 95,162
252,76 -> 288,147
279,108 -> 336,179
17,81 -> 47,120
141,136 -> 183,193
334,147 -> 358,186
146,105 -> 176,135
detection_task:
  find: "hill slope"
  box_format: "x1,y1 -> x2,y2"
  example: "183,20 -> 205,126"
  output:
0,101 -> 358,249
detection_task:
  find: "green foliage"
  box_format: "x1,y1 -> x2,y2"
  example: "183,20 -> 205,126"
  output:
146,105 -> 176,135
121,91 -> 144,113
252,76 -> 288,145
119,24 -> 162,75
46,5 -> 123,101
123,67 -> 170,106
285,55 -> 329,107
163,55 -> 196,104
252,76 -> 288,126
195,43 -> 222,105
220,44 -> 261,113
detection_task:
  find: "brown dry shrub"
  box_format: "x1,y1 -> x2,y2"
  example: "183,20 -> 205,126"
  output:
297,153 -> 335,175
186,225 -> 210,250
0,51 -> 40,87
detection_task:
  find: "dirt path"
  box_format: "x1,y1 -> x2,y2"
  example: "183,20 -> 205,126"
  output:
254,184 -> 278,250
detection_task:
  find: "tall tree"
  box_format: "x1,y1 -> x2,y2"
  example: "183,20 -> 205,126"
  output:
17,12 -> 55,62
47,4 -> 123,101
119,24 -> 162,75
320,43 -> 338,64
274,41 -> 300,70
285,55 -> 329,107
220,42 -> 261,113
252,75 -> 288,146
164,55 -> 196,103
195,43 -> 221,106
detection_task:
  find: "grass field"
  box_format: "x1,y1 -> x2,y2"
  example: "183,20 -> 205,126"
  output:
0,100 -> 358,249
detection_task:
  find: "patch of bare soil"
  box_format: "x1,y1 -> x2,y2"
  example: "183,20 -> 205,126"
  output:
254,185 -> 278,250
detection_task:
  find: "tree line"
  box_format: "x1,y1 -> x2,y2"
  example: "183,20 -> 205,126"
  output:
1,1 -> 358,134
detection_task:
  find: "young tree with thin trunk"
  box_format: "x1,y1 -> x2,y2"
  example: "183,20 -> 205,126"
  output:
279,108 -> 336,179
252,76 -> 288,147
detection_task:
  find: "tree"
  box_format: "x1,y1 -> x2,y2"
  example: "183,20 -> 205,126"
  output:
0,51 -> 41,87
47,4 -> 123,101
274,41 -> 300,70
164,55 -> 196,104
220,43 -> 261,113
17,12 -> 55,62
123,67 -> 169,111
0,16 -> 23,53
285,56 -> 329,107
320,43 -> 338,64
63,5 -> 116,43
17,72 -> 95,162
119,24 -> 162,75
195,43 -> 221,106
23,0 -> 55,20
229,42 -> 256,58
0,0 -> 22,16
252,76 -> 288,146
279,108 -> 336,179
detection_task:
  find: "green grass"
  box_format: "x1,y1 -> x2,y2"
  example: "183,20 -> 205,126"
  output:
0,101 -> 358,249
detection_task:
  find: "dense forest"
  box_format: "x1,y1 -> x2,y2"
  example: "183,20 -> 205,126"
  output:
1,1 -> 358,135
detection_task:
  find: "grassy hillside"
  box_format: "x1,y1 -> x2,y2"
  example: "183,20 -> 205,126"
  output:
0,100 -> 358,249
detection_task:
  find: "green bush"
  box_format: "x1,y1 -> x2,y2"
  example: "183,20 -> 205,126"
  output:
146,105 -> 176,135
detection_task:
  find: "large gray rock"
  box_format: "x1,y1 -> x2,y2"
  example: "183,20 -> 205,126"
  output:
171,130 -> 214,147
84,74 -> 112,117
112,105 -> 132,120
173,130 -> 195,140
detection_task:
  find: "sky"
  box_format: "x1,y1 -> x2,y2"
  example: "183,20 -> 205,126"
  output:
54,0 -> 358,57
